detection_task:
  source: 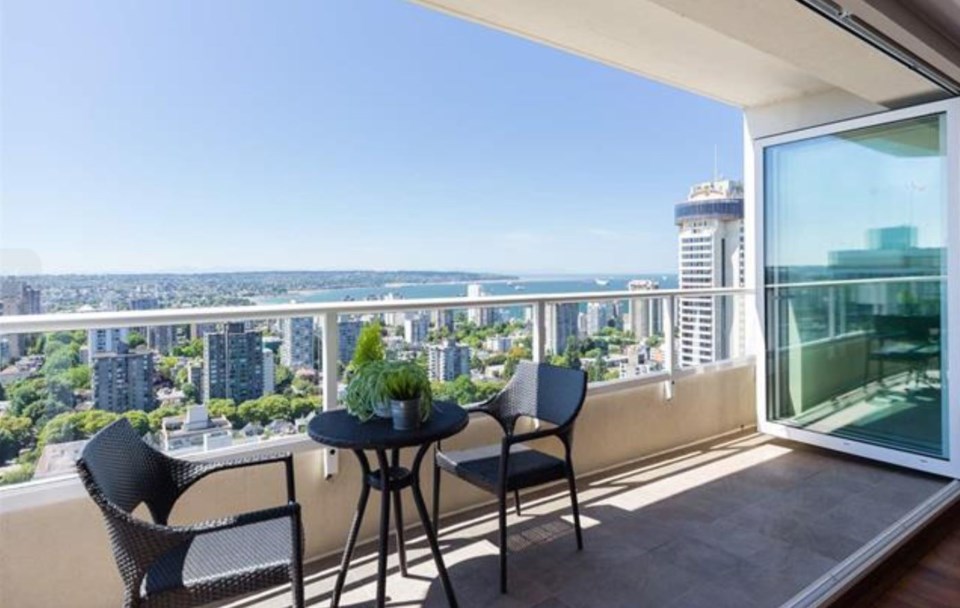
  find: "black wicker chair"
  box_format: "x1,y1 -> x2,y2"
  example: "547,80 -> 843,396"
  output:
432,361 -> 588,593
76,418 -> 305,608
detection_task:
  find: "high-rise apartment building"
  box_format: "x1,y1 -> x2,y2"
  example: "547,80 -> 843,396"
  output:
92,345 -> 155,412
675,179 -> 745,367
427,340 -> 471,382
203,323 -> 265,403
338,319 -> 362,365
466,283 -> 495,327
186,361 -> 204,395
280,317 -> 315,370
431,309 -> 456,333
586,302 -> 612,335
128,295 -> 159,340
626,279 -> 662,340
262,349 -> 275,395
381,293 -> 409,327
88,328 -> 130,363
0,279 -> 41,359
545,302 -> 579,354
404,313 -> 430,345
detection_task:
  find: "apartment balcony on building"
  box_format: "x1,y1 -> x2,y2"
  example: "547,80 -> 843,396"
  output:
5,1 -> 960,608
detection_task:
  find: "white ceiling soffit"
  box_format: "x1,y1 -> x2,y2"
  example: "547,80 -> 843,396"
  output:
836,0 -> 960,85
413,0 -> 942,109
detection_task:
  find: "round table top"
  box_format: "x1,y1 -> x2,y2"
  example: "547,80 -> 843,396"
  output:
307,401 -> 468,450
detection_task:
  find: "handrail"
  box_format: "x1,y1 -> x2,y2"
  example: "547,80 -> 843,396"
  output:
0,286 -> 752,333
765,274 -> 944,289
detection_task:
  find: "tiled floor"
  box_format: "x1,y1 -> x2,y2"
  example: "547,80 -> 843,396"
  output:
227,432 -> 947,608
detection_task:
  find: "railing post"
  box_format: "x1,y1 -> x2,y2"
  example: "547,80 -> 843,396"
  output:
663,295 -> 676,400
320,311 -> 340,478
531,300 -> 546,363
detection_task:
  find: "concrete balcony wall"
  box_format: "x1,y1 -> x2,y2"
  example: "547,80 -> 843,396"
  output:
0,362 -> 755,608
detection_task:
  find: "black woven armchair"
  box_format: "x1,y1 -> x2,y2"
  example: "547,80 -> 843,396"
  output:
76,418 -> 305,608
432,361 -> 588,593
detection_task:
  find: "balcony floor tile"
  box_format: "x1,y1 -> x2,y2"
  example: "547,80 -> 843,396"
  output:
223,432 -> 947,608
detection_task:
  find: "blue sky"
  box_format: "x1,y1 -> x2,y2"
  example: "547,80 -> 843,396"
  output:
1,0 -> 743,276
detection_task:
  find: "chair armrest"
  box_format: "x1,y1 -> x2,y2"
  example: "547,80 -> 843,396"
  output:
463,395 -> 497,415
175,452 -> 297,503
503,425 -> 565,446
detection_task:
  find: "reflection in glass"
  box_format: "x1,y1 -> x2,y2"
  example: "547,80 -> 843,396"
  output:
764,113 -> 948,458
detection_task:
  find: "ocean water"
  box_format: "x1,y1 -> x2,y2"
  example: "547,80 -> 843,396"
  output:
255,274 -> 678,307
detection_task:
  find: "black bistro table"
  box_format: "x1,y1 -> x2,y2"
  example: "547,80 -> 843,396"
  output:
308,402 -> 468,608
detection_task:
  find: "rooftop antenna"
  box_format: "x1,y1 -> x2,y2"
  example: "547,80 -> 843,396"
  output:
713,144 -> 719,183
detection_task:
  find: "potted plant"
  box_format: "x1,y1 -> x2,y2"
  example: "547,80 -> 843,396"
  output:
344,359 -> 391,422
345,322 -> 391,419
382,361 -> 433,431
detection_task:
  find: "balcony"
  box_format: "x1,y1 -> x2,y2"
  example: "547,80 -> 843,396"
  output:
4,0 -> 960,603
0,288 -> 956,607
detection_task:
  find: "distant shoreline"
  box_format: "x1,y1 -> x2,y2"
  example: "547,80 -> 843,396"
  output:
253,273 -> 678,305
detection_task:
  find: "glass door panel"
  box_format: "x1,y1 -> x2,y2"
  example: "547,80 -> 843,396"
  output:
763,113 -> 948,459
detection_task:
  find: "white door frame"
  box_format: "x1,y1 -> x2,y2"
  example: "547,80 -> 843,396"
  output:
752,98 -> 960,478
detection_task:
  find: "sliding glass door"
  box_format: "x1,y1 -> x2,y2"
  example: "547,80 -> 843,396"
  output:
757,100 -> 959,476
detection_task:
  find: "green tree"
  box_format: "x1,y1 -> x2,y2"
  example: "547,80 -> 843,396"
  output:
238,397 -> 292,426
62,365 -> 91,390
291,375 -> 317,395
126,332 -> 146,349
181,382 -> 199,404
0,463 -> 36,486
148,405 -> 185,432
36,413 -> 82,448
275,364 -> 294,394
43,331 -> 78,354
122,410 -> 151,436
503,356 -> 519,380
42,347 -> 77,375
0,416 -> 33,462
207,398 -> 240,428
44,375 -> 75,409
587,355 -> 607,383
37,410 -> 123,450
289,396 -> 320,420
157,356 -> 179,382
74,410 -> 121,437
563,338 -> 582,371
8,378 -> 47,420
173,339 -> 203,358
351,322 -> 385,369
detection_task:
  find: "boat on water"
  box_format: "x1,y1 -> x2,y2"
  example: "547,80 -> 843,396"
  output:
594,278 -> 610,286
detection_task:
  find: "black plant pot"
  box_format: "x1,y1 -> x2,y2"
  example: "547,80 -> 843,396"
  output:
390,398 -> 421,431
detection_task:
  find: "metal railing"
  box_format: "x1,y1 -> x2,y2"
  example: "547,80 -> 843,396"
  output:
0,286 -> 750,410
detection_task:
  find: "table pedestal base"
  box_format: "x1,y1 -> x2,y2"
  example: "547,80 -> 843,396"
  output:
331,445 -> 458,608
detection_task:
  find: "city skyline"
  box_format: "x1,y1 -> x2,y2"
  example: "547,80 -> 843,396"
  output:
1,0 -> 743,276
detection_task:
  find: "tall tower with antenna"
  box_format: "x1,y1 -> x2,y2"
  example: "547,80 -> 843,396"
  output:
674,168 -> 745,367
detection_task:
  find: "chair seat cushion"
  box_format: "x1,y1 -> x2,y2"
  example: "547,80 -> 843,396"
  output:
142,517 -> 293,604
436,443 -> 568,492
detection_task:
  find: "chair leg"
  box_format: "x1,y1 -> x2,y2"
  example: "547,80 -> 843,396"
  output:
433,452 -> 441,531
498,490 -> 508,594
514,489 -> 522,517
566,466 -> 583,551
291,565 -> 305,608
393,489 -> 408,577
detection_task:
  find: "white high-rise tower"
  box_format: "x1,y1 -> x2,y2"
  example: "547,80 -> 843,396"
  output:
675,179 -> 745,367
